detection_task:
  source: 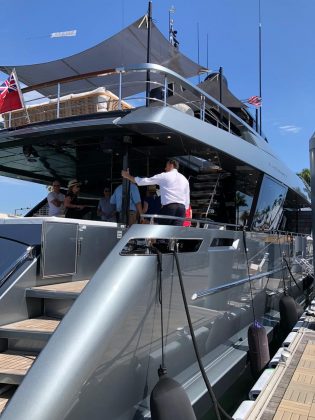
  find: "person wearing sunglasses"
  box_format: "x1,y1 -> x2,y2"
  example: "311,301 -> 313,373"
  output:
97,187 -> 115,222
47,180 -> 65,217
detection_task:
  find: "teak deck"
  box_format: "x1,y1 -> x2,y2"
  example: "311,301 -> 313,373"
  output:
0,317 -> 60,333
273,340 -> 315,420
30,280 -> 89,294
0,352 -> 36,376
249,320 -> 315,419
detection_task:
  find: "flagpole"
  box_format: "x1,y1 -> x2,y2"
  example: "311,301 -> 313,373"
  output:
255,108 -> 259,132
206,33 -> 209,70
219,66 -> 223,126
12,68 -> 30,124
258,0 -> 262,135
12,69 -> 25,109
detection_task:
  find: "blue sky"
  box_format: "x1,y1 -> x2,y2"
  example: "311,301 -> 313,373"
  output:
0,0 -> 314,214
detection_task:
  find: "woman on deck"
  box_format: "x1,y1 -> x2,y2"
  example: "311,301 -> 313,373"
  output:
64,179 -> 86,219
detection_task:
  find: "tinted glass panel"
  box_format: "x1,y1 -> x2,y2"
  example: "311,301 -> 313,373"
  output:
236,191 -> 253,226
42,222 -> 78,278
252,175 -> 288,231
0,238 -> 28,279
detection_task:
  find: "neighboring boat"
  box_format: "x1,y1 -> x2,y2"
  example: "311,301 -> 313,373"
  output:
0,15 -> 312,420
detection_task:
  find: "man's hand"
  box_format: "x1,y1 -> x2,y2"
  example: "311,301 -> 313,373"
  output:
121,169 -> 136,183
121,169 -> 129,179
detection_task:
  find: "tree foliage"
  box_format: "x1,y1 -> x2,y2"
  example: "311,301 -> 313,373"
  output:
297,168 -> 310,186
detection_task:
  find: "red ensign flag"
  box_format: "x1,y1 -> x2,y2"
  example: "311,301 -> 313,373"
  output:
0,71 -> 24,113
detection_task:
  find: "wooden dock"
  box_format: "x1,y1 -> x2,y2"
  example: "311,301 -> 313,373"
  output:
246,316 -> 315,419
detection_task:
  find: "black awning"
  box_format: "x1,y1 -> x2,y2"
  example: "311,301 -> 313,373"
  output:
0,17 -> 207,98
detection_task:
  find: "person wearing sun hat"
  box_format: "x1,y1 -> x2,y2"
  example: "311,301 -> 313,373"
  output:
64,179 -> 86,219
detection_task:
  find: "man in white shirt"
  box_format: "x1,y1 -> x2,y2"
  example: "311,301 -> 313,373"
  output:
121,159 -> 190,226
47,180 -> 65,216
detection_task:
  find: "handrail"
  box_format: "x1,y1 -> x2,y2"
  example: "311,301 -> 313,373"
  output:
21,67 -> 117,94
119,63 -> 261,140
0,235 -> 35,248
0,246 -> 35,289
142,213 -> 233,230
141,214 -> 312,236
14,63 -> 265,144
191,267 -> 285,301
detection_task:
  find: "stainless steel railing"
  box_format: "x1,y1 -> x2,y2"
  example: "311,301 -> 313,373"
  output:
1,63 -> 263,146
0,246 -> 35,289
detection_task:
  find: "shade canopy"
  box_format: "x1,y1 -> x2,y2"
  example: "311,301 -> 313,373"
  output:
0,17 -> 206,99
197,73 -> 246,108
165,72 -> 246,110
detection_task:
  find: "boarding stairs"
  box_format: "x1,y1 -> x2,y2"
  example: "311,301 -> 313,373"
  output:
176,153 -> 229,220
190,170 -> 230,220
0,278 -> 88,414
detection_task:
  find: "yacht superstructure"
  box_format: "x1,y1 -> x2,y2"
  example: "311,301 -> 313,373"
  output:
0,17 -> 312,420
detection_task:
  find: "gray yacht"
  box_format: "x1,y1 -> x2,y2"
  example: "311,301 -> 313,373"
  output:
0,16 -> 312,420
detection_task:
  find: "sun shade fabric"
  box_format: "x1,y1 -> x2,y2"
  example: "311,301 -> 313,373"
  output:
166,73 -> 246,109
0,17 -> 206,99
197,74 -> 246,108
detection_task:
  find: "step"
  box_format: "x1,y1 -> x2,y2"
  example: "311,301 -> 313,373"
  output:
191,198 -> 217,204
191,191 -> 215,197
192,182 -> 217,189
0,317 -> 60,340
195,174 -> 221,180
0,351 -> 36,385
195,172 -> 230,179
191,204 -> 218,210
0,386 -> 16,415
25,280 -> 89,300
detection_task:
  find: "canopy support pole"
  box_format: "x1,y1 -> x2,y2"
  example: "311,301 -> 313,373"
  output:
145,1 -> 152,107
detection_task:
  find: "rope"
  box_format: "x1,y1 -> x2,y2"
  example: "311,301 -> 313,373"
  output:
277,232 -> 288,295
242,230 -> 256,321
155,247 -> 167,376
282,256 -> 302,291
173,250 -> 233,420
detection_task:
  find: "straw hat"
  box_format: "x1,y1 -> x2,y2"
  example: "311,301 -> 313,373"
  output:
67,179 -> 81,189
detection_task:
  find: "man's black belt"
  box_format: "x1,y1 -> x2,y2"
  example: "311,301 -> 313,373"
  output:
163,203 -> 185,207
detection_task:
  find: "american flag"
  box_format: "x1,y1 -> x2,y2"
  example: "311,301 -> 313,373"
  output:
247,95 -> 262,107
0,71 -> 24,114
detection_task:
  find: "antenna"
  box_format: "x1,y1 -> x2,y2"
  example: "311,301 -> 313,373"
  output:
169,6 -> 175,43
145,1 -> 152,107
258,0 -> 262,135
206,33 -> 209,70
197,22 -> 200,83
169,6 -> 179,48
146,1 -> 152,64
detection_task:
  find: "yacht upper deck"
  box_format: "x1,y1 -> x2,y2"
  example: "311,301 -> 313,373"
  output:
0,63 -> 266,152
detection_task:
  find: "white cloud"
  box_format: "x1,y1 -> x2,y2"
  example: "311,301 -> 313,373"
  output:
279,125 -> 302,134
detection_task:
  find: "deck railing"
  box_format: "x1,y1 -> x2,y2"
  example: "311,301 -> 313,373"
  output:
1,63 -> 263,145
